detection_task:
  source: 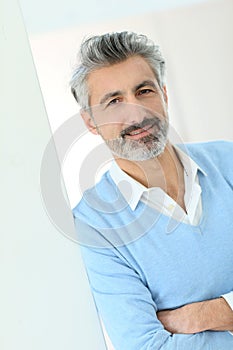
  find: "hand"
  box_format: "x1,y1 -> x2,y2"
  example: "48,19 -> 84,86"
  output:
157,302 -> 203,334
157,298 -> 233,334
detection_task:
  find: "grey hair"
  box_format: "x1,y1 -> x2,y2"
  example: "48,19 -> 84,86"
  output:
70,31 -> 166,109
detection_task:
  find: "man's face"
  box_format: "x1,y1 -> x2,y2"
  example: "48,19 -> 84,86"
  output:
82,55 -> 169,161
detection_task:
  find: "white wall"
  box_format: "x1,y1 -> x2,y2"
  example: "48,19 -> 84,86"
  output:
1,1 -> 106,349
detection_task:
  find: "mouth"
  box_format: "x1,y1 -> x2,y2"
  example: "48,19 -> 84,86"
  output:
123,122 -> 156,140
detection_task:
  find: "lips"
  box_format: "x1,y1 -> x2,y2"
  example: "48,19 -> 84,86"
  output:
122,122 -> 156,140
127,123 -> 155,136
128,129 -> 144,136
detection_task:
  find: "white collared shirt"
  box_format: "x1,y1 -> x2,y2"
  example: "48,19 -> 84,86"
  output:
109,145 -> 207,226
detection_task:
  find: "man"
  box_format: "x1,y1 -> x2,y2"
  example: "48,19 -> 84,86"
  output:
70,31 -> 233,349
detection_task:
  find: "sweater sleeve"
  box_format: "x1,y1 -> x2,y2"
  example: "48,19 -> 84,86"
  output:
76,221 -> 233,350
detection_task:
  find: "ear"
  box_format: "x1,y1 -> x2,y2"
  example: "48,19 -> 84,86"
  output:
81,109 -> 99,135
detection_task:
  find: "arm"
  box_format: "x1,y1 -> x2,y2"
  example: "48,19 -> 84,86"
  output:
75,222 -> 233,350
157,297 -> 233,334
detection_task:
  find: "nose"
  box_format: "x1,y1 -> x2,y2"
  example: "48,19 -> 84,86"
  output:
120,102 -> 146,126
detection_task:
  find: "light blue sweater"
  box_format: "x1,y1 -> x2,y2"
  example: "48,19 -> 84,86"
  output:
73,141 -> 233,350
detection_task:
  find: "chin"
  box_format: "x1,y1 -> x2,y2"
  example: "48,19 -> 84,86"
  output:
111,139 -> 167,162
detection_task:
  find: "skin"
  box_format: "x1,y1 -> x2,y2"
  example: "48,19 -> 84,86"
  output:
157,298 -> 233,334
81,55 -> 233,334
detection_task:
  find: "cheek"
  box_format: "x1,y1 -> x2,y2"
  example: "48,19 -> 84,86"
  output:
98,122 -> 123,139
148,99 -> 168,116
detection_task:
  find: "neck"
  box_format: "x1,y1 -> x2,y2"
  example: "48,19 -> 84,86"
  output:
115,142 -> 186,210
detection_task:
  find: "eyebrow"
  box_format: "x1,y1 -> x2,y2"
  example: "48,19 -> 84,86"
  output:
99,90 -> 123,105
133,80 -> 157,92
99,80 -> 158,105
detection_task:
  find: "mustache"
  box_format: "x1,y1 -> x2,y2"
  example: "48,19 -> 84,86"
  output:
120,117 -> 161,138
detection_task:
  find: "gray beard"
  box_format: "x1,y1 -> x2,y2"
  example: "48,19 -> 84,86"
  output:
105,116 -> 169,161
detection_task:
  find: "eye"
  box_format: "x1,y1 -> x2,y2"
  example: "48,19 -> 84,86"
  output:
137,88 -> 154,95
107,97 -> 122,107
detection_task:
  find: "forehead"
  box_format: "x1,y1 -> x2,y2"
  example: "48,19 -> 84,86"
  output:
87,55 -> 158,105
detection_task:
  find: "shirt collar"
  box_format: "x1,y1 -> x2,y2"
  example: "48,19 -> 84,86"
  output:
109,160 -> 145,210
173,144 -> 207,180
109,144 -> 207,211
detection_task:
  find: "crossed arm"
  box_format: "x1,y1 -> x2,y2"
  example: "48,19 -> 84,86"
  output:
157,297 -> 233,334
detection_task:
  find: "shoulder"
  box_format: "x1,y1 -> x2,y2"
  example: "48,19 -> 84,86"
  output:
72,170 -> 137,248
72,170 -> 118,219
72,171 -> 119,247
72,170 -> 131,230
177,140 -> 233,168
185,139 -> 233,153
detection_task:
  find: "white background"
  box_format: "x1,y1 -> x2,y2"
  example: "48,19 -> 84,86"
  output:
2,1 -> 106,349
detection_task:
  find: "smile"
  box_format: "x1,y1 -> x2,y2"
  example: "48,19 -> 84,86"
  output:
125,123 -> 156,140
